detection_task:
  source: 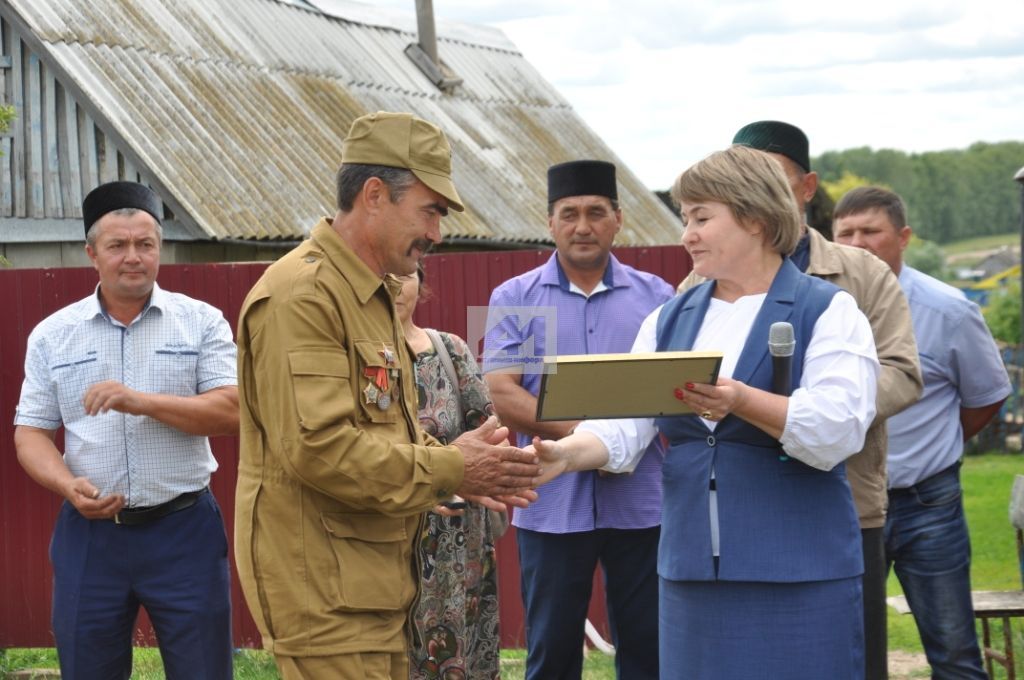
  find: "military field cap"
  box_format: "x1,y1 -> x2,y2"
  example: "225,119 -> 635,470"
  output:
342,111 -> 464,212
82,181 -> 162,237
548,160 -> 617,204
732,120 -> 811,172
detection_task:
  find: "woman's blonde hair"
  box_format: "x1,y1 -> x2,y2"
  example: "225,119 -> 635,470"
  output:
670,145 -> 802,255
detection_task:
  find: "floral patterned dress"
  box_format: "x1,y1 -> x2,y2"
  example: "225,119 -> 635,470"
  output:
410,331 -> 503,680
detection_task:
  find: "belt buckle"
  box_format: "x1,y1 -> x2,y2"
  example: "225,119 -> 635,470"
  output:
114,511 -> 122,525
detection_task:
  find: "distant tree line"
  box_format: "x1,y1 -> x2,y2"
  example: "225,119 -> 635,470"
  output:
657,140 -> 1023,245
813,141 -> 1024,244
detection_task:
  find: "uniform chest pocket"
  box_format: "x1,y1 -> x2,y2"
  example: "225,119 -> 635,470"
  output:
149,349 -> 199,396
354,340 -> 401,424
288,349 -> 354,431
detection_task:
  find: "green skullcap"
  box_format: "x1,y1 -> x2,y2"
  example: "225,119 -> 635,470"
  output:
732,120 -> 811,172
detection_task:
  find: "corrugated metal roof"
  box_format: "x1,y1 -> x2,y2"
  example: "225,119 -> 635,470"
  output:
3,0 -> 681,245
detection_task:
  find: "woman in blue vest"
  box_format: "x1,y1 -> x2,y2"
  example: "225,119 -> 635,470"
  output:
530,145 -> 879,679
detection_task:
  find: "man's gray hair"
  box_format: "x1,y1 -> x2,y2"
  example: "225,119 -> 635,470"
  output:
85,208 -> 164,247
336,164 -> 417,212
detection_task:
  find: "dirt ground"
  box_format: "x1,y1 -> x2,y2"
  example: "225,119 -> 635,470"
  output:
888,650 -> 930,679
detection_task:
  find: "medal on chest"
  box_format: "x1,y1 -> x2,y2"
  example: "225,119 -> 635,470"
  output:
363,342 -> 398,411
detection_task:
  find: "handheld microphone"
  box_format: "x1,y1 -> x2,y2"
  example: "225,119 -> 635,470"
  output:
768,321 -> 795,396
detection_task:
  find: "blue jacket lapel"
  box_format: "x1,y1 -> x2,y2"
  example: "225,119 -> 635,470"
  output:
730,259 -> 801,386
674,281 -> 715,350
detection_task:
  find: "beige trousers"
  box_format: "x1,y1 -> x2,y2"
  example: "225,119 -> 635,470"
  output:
276,651 -> 408,680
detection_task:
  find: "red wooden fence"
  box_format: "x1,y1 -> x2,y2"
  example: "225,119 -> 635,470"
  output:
0,244 -> 690,650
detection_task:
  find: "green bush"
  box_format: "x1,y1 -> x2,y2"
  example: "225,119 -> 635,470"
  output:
984,282 -> 1022,345
904,238 -> 947,280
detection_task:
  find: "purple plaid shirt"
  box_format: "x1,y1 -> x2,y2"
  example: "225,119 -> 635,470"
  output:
484,253 -> 673,532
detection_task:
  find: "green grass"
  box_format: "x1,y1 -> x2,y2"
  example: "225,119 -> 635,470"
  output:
500,647 -> 617,680
942,232 -> 1018,257
3,453 -> 1020,679
0,647 -> 615,679
0,648 -> 278,679
0,641 -> 617,678
887,452 -> 1024,678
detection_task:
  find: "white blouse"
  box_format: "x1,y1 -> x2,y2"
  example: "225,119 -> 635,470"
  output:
579,290 -> 879,473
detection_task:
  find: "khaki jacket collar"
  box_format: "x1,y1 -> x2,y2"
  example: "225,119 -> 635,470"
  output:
309,218 -> 386,305
804,226 -> 844,278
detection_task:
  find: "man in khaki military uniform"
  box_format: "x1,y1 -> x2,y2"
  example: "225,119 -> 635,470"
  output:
234,111 -> 540,679
678,121 -> 922,680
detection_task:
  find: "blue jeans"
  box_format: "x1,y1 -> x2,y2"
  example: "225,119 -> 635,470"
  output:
884,463 -> 986,680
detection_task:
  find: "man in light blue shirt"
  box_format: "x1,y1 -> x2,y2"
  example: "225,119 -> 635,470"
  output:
14,181 -> 239,680
835,186 -> 1010,680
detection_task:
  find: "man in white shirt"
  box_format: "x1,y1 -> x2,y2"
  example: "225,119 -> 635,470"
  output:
14,181 -> 239,679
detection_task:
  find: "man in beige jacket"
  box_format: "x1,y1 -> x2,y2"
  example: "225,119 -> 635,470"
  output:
678,121 -> 922,680
234,112 -> 540,679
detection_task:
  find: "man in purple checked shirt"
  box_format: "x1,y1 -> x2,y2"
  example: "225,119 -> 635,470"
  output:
483,160 -> 673,680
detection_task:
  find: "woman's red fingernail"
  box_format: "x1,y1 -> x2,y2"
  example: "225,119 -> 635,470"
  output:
674,387 -> 685,400
685,382 -> 695,389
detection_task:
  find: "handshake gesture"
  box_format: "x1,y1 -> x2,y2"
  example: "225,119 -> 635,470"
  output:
450,416 -> 542,511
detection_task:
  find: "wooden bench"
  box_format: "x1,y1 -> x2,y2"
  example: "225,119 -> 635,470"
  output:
972,569 -> 1024,680
887,475 -> 1024,679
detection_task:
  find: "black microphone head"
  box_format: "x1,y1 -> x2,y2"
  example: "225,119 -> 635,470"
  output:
768,321 -> 795,357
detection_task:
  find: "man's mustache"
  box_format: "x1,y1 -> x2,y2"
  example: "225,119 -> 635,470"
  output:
409,239 -> 434,255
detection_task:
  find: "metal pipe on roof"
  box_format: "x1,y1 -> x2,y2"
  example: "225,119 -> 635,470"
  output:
405,0 -> 460,90
415,0 -> 438,66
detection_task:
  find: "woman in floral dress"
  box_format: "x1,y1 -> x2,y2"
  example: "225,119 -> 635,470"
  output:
396,267 -> 506,680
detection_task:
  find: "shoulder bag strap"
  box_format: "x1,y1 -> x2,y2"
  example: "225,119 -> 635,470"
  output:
426,328 -> 512,541
425,328 -> 465,433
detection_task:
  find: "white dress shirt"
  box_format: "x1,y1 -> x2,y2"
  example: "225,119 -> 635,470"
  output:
580,290 -> 879,473
15,283 -> 237,507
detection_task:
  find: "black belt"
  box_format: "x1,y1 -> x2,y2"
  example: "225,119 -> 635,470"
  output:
113,488 -> 208,526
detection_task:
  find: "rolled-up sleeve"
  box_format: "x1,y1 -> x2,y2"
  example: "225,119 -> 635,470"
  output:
781,291 -> 879,470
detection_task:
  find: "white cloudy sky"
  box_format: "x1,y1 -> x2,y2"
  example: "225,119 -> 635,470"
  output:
370,0 -> 1024,189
